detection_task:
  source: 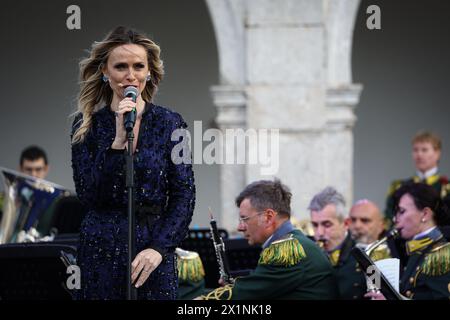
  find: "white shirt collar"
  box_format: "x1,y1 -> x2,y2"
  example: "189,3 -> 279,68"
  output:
416,167 -> 438,180
413,226 -> 437,240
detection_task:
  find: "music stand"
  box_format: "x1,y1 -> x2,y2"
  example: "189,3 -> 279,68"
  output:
0,242 -> 77,300
351,247 -> 405,300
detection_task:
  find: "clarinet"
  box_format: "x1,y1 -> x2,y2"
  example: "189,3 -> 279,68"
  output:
209,209 -> 234,284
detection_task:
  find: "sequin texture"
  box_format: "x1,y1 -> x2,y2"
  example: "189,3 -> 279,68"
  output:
71,103 -> 195,300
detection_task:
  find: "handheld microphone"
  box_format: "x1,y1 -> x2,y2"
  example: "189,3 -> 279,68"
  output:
123,86 -> 139,132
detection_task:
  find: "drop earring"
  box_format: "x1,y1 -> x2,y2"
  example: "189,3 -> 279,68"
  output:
102,75 -> 109,83
146,74 -> 151,82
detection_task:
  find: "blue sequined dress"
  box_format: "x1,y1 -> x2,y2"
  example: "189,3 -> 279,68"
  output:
71,102 -> 195,300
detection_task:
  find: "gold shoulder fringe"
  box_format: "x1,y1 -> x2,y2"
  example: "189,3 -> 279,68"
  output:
176,248 -> 205,282
421,243 -> 450,276
442,181 -> 450,198
387,180 -> 403,196
259,234 -> 306,267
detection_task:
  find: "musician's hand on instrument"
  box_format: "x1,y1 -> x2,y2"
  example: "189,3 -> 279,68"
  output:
131,248 -> 162,287
218,277 -> 226,287
364,291 -> 386,300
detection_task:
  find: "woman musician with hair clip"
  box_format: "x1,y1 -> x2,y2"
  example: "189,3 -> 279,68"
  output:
365,183 -> 450,300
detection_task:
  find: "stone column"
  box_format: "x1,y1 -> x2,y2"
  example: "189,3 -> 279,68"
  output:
206,0 -> 247,230
245,0 -> 329,218
205,0 -> 363,227
324,0 -> 364,208
244,0 -> 363,218
210,86 -> 246,231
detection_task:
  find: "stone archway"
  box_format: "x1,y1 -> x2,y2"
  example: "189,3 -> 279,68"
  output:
205,0 -> 363,231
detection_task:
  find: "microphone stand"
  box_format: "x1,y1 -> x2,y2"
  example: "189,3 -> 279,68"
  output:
126,128 -> 138,300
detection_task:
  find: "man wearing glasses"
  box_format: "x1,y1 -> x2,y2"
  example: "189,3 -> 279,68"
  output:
200,179 -> 338,300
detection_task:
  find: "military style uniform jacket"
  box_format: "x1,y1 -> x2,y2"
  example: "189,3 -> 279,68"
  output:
385,172 -> 450,222
203,221 -> 338,300
328,234 -> 391,300
400,228 -> 450,300
328,234 -> 366,300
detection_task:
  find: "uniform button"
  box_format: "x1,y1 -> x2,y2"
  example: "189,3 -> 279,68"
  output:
353,295 -> 358,299
353,283 -> 360,287
405,290 -> 412,297
409,277 -> 414,284
355,268 -> 361,272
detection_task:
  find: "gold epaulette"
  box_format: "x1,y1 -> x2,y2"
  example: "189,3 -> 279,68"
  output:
421,243 -> 450,276
369,243 -> 391,262
259,234 -> 306,267
202,284 -> 234,300
387,180 -> 403,196
175,248 -> 205,282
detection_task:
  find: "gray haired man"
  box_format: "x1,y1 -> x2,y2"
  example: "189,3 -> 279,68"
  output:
308,186 -> 367,300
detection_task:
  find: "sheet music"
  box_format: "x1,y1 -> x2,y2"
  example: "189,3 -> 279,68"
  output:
374,258 -> 400,292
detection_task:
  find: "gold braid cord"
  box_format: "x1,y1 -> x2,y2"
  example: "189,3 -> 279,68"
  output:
202,284 -> 234,300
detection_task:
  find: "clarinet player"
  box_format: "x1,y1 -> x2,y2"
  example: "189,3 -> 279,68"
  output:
198,179 -> 338,300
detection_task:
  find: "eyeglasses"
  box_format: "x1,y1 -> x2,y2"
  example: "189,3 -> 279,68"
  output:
238,211 -> 264,225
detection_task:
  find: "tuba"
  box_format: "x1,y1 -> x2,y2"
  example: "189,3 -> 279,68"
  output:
0,166 -> 73,244
365,228 -> 399,258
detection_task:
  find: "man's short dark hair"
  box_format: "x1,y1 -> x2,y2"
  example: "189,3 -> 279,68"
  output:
20,146 -> 48,166
235,179 -> 292,217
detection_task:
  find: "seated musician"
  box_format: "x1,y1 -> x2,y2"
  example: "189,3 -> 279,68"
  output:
366,183 -> 450,300
309,187 -> 390,300
199,179 -> 338,300
385,131 -> 450,224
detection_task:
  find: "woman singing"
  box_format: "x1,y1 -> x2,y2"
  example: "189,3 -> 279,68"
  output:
71,26 -> 195,299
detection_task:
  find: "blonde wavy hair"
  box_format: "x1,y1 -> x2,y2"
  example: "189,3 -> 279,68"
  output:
72,26 -> 164,144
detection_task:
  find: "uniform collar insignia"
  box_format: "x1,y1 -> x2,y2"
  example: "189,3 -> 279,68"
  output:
329,249 -> 341,266
263,220 -> 295,249
406,228 -> 443,255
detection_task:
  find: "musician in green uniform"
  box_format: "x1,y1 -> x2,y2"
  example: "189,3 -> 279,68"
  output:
385,131 -> 450,223
201,179 -> 338,300
366,183 -> 450,300
349,200 -> 385,246
348,199 -> 393,260
309,187 -> 390,299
